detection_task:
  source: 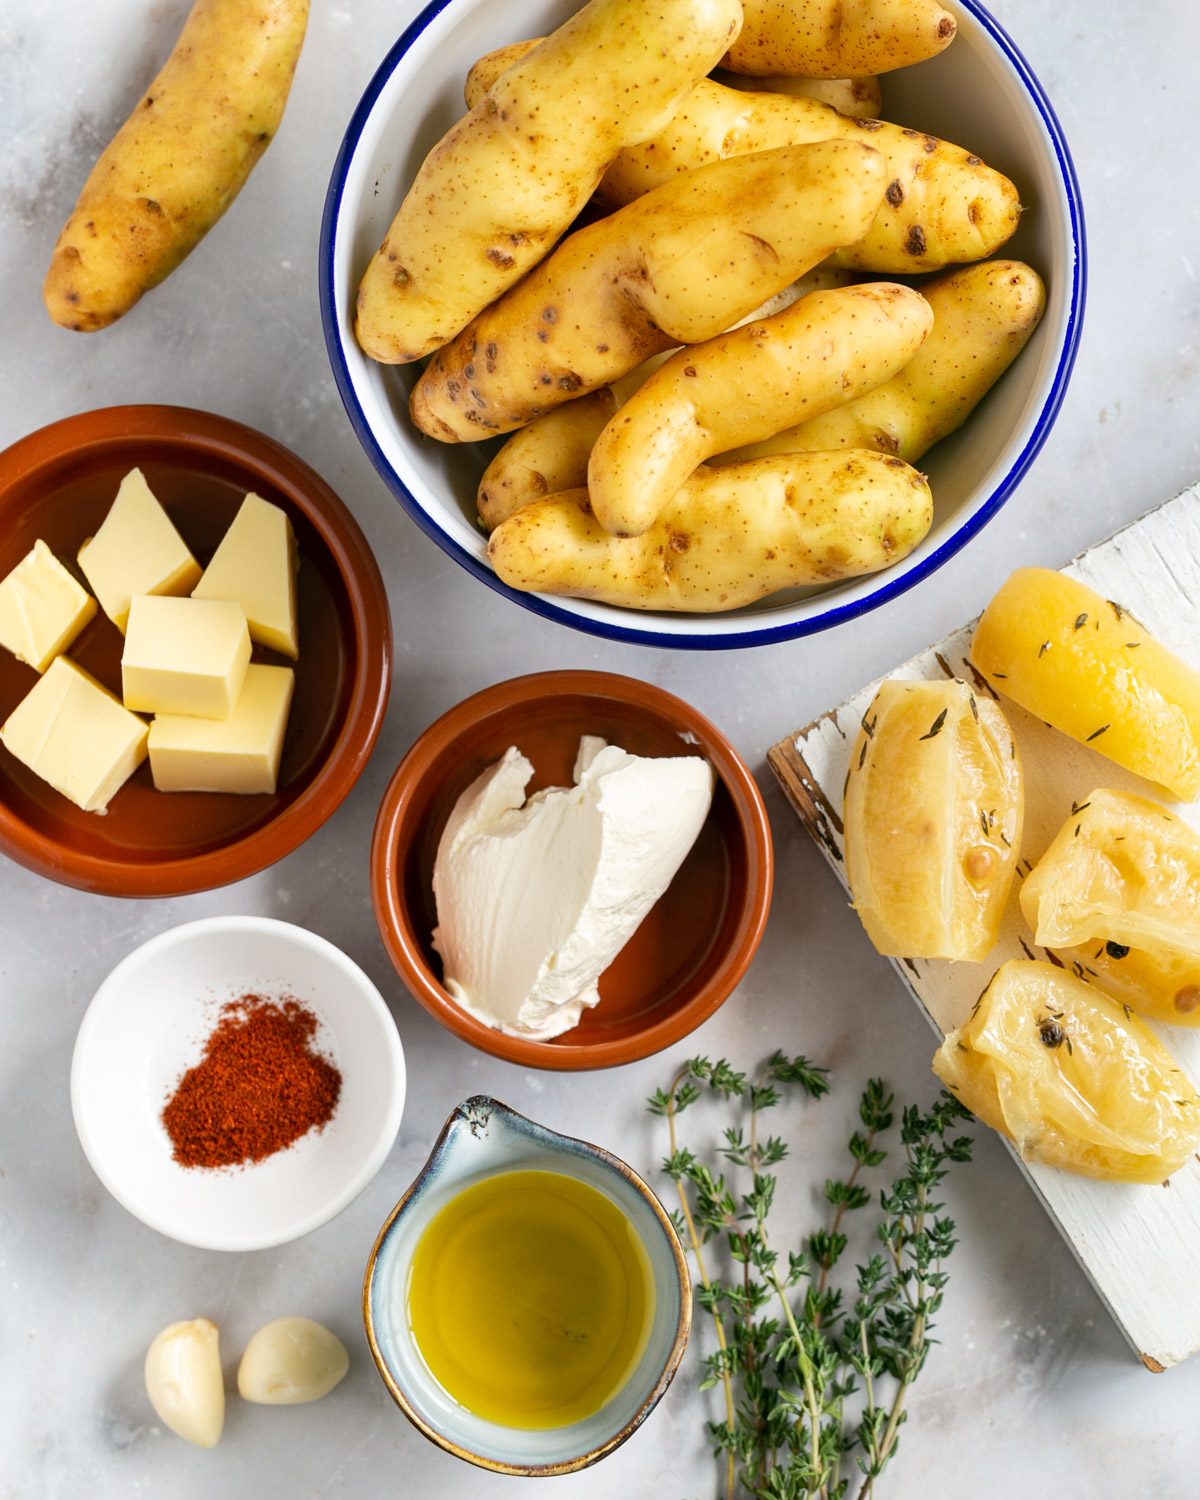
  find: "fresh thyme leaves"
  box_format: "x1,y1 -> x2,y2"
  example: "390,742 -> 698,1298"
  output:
1074,613 -> 1088,630
918,709 -> 948,741
1086,724 -> 1111,742
650,1055 -> 973,1500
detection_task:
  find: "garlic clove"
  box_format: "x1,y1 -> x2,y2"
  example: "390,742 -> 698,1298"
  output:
237,1316 -> 349,1405
144,1318 -> 225,1448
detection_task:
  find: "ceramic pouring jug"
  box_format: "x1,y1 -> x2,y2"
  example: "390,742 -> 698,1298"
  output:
363,1094 -> 691,1475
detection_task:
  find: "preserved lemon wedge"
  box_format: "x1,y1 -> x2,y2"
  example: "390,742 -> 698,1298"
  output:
934,959 -> 1200,1182
1021,788 -> 1200,1025
844,679 -> 1023,960
971,568 -> 1200,800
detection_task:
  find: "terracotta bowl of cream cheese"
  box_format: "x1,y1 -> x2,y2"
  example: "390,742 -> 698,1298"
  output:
369,670 -> 773,1070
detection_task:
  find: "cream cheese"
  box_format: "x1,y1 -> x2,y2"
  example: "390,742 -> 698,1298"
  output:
431,736 -> 714,1039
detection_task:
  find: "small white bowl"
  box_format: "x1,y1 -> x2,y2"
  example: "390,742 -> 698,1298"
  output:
71,916 -> 406,1251
320,0 -> 1085,650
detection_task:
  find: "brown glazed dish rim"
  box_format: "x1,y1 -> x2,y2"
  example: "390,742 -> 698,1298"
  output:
369,669 -> 773,1071
0,405 -> 391,896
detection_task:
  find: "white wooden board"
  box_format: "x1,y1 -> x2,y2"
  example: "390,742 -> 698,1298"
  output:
769,480 -> 1200,1371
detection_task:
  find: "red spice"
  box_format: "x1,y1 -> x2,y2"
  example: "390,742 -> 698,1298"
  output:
162,993 -> 342,1170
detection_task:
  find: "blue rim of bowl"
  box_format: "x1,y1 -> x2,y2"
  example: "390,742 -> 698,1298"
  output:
319,0 -> 1087,652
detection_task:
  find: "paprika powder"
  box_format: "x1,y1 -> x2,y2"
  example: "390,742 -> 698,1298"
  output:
162,993 -> 342,1170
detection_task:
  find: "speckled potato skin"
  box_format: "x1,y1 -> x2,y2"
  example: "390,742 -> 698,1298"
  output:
487,451 -> 932,611
353,0 -> 742,366
587,283 -> 932,537
465,53 -> 1017,274
43,0 -> 309,332
597,86 -> 1019,273
725,0 -> 956,77
409,140 -> 888,442
719,261 -> 1046,465
475,266 -> 859,529
478,390 -> 621,530
469,43 -> 884,120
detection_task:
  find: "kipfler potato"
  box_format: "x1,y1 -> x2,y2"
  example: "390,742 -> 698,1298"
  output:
719,261 -> 1046,465
354,0 -> 742,363
409,140 -> 890,442
474,267 -> 858,529
43,0 -> 308,331
488,451 -> 933,612
724,0 -> 957,77
466,44 -> 1019,274
587,282 -> 933,537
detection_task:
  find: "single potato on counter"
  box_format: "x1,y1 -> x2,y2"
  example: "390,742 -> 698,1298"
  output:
587,282 -> 933,537
410,140 -> 890,441
720,261 -> 1046,465
354,0 -> 742,364
487,450 -> 932,611
465,45 -> 1019,274
724,0 -> 956,76
44,0 -> 309,332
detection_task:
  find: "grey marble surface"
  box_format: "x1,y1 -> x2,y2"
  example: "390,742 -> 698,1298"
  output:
3,1 -> 1200,1496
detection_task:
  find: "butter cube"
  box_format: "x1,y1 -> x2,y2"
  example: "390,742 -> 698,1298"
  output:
78,468 -> 201,632
0,540 -> 97,672
149,665 -> 295,794
192,493 -> 299,659
0,657 -> 148,812
122,596 -> 251,719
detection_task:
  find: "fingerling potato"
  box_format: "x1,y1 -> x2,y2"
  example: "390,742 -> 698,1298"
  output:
410,140 -> 889,442
43,0 -> 309,331
488,451 -> 933,611
588,283 -> 932,537
354,0 -> 742,364
465,54 -> 1018,274
725,0 -> 956,77
717,261 -> 1046,465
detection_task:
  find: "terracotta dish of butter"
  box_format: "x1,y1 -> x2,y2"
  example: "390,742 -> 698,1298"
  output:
370,670 -> 773,1071
0,405 -> 390,896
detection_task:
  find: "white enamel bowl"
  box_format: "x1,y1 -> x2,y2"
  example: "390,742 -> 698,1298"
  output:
71,916 -> 406,1251
320,0 -> 1085,650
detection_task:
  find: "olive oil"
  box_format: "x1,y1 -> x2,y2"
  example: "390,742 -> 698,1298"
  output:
406,1169 -> 654,1428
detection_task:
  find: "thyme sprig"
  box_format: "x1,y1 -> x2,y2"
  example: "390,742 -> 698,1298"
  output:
649,1054 -> 973,1500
